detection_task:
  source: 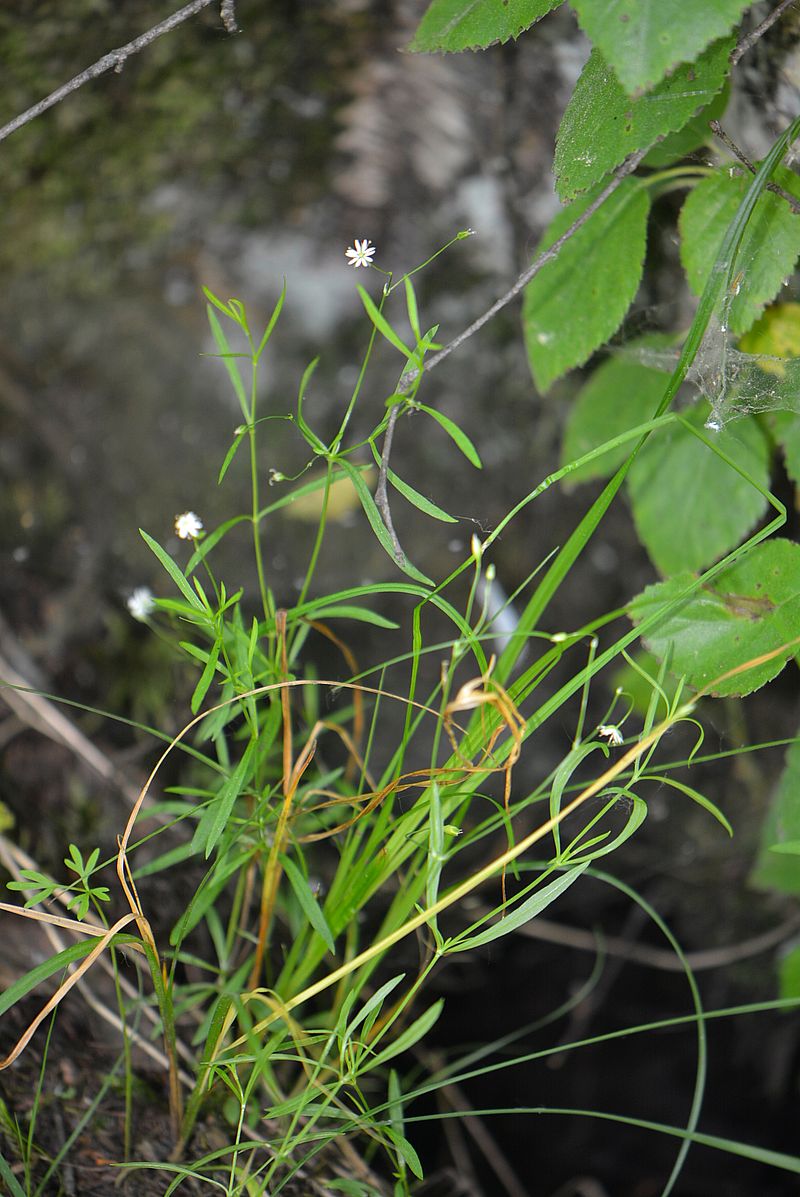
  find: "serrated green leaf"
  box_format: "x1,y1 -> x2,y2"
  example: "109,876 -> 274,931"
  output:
644,81 -> 730,168
415,403 -> 482,467
556,39 -> 732,200
561,337 -> 674,482
739,306 -> 800,487
523,178 -> 650,392
629,539 -> 800,696
570,0 -> 750,95
408,0 -> 562,53
680,165 -> 800,335
627,405 -> 769,574
281,854 -> 336,954
751,735 -> 800,895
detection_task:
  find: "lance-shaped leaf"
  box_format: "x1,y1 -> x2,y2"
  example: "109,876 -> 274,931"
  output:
751,734 -> 800,895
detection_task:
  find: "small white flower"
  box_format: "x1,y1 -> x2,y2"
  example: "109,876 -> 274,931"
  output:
345,238 -> 376,269
127,586 -> 155,621
174,511 -> 203,540
598,724 -> 624,747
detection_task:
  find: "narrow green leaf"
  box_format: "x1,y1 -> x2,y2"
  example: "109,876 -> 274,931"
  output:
192,741 -> 256,858
415,403 -> 482,467
629,539 -> 800,697
281,854 -> 336,954
680,164 -> 800,335
202,286 -> 236,320
627,405 -> 770,574
357,286 -> 412,358
408,0 -> 563,52
522,178 -> 650,392
658,776 -> 733,835
336,459 -> 433,584
570,0 -> 750,95
301,604 -> 399,628
218,428 -> 247,484
0,938 -> 126,1018
207,307 -> 249,420
555,39 -> 733,200
449,865 -> 588,951
191,641 -> 222,715
388,468 -> 459,522
140,530 -> 205,611
0,1148 -> 29,1197
550,744 -> 607,857
368,442 -> 458,520
384,1126 -> 424,1179
255,280 -> 286,360
345,976 -> 406,1045
404,276 -> 421,340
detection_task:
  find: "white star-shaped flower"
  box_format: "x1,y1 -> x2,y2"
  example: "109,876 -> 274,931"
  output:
345,238 -> 376,269
127,586 -> 156,621
598,724 -> 624,747
174,511 -> 204,540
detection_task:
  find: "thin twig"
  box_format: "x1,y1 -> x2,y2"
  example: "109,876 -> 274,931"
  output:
374,402 -> 403,560
376,146 -> 650,558
0,0 -> 222,146
730,0 -> 797,67
710,118 -> 800,213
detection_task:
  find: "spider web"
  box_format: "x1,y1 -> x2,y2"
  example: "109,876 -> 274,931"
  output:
621,271 -> 800,431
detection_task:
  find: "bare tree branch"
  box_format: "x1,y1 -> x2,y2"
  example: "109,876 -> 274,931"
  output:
375,146 -> 650,563
710,118 -> 800,213
0,0 -> 224,146
730,0 -> 797,67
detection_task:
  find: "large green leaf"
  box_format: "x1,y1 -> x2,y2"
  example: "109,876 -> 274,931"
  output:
680,165 -> 800,335
555,39 -> 733,200
627,405 -> 769,574
629,539 -> 800,696
643,83 -> 730,168
569,0 -> 751,95
523,178 -> 650,392
408,0 -> 562,52
560,338 -> 673,482
751,734 -> 800,895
